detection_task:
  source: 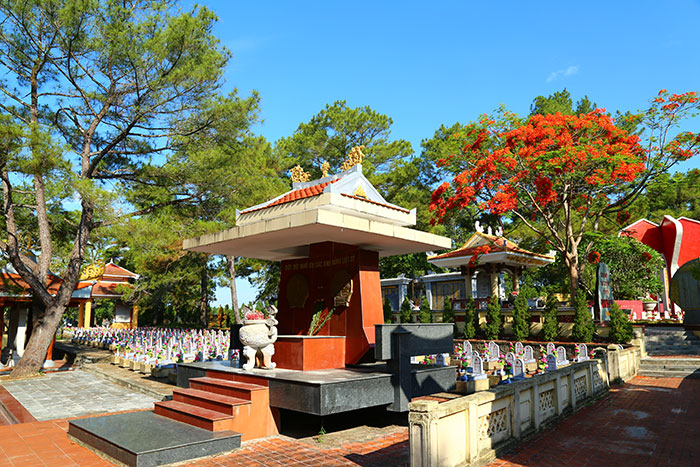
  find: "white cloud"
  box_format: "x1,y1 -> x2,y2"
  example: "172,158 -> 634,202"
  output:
546,65 -> 580,82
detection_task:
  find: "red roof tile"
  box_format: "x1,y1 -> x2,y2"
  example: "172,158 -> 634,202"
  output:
241,181 -> 334,214
430,233 -> 553,261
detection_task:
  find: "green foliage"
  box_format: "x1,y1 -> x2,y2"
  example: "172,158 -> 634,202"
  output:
630,169 -> 700,222
463,297 -> 477,339
541,294 -> 560,341
530,89 -> 597,117
511,291 -> 531,341
400,297 -> 413,323
441,297 -> 454,323
608,302 -> 634,344
583,234 -> 665,299
571,289 -> 596,342
484,296 -> 501,340
418,297 -> 432,323
383,298 -> 393,323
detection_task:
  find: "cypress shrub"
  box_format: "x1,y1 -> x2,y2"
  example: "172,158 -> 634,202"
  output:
484,295 -> 501,340
418,297 -> 432,323
541,293 -> 560,341
400,297 -> 413,323
383,298 -> 393,324
608,302 -> 634,344
512,291 -> 531,341
571,289 -> 595,342
442,297 -> 455,323
463,297 -> 476,339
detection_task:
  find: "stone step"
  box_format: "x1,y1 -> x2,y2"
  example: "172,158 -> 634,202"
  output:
647,350 -> 700,356
638,369 -> 700,378
154,400 -> 236,432
172,388 -> 250,416
645,336 -> 700,343
189,377 -> 267,401
640,362 -> 700,371
68,411 -> 241,467
644,327 -> 691,333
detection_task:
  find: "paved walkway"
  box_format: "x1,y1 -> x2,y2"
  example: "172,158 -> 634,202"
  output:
1,370 -> 158,421
0,375 -> 699,466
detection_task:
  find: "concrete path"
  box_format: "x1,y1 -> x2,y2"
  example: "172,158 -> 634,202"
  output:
1,370 -> 158,421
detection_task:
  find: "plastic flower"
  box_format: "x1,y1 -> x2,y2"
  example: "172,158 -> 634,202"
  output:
588,251 -> 601,264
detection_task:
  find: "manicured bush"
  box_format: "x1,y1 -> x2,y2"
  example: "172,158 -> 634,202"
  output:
463,297 -> 477,339
608,302 -> 634,344
484,295 -> 501,340
541,293 -> 560,341
418,297 -> 432,323
400,297 -> 413,323
572,289 -> 595,342
383,298 -> 393,324
442,297 -> 454,323
511,291 -> 531,341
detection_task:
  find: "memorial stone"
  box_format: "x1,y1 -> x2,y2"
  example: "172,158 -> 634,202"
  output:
556,346 -> 569,365
523,345 -> 535,363
576,343 -> 589,362
505,352 -> 516,374
546,354 -> 557,372
546,342 -> 556,355
513,358 -> 525,380
488,341 -> 500,361
515,342 -> 524,356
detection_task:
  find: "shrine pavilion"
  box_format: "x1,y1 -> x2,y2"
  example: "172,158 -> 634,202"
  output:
184,150 -> 452,367
427,227 -> 555,309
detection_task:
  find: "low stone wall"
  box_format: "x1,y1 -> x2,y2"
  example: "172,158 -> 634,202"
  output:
408,359 -> 608,467
605,345 -> 641,384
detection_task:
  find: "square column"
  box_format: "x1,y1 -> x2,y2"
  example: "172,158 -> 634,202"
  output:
14,306 -> 28,357
83,300 -> 92,329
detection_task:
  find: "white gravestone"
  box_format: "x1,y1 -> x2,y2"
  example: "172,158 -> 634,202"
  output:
515,342 -> 524,356
546,343 -> 556,356
488,341 -> 500,361
463,341 -> 473,357
513,358 -> 525,380
523,345 -> 535,363
546,354 -> 558,372
505,352 -> 516,374
576,343 -> 589,362
556,346 -> 569,365
470,355 -> 487,380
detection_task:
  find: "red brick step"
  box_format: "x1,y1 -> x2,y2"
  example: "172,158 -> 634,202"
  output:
154,400 -> 235,432
188,377 -> 267,400
172,388 -> 250,416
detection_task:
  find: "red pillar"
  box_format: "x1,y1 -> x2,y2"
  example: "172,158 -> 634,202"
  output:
45,335 -> 55,362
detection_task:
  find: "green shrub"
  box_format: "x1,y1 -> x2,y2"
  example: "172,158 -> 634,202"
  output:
463,297 -> 476,339
608,302 -> 634,344
571,289 -> 595,342
442,297 -> 454,323
400,297 -> 413,323
383,298 -> 393,323
541,293 -> 560,341
484,295 -> 501,340
512,292 -> 530,341
418,297 -> 432,323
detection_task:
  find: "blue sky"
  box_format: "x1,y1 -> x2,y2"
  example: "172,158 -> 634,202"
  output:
204,0 -> 700,307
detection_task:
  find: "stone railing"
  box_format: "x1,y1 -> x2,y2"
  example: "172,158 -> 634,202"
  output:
408,359 -> 608,467
605,345 -> 641,384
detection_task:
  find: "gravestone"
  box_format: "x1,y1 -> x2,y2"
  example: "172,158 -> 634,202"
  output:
576,343 -> 589,362
515,342 -> 524,356
523,345 -> 535,363
505,352 -> 516,374
546,354 -> 557,372
462,340 -> 472,357
470,355 -> 486,380
488,341 -> 500,361
556,346 -> 569,365
513,358 -> 525,380
546,343 -> 556,355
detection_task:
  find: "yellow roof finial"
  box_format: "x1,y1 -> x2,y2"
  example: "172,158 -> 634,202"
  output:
321,161 -> 330,178
340,145 -> 365,172
290,165 -> 310,183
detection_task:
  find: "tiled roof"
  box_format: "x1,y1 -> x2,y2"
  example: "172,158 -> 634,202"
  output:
240,181 -> 334,214
430,233 -> 553,261
103,262 -> 139,279
340,194 -> 411,213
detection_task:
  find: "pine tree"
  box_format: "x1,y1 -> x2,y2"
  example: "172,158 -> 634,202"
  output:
608,302 -> 634,344
512,292 -> 530,341
484,295 -> 501,340
400,297 -> 413,323
383,298 -> 394,323
419,297 -> 432,323
572,289 -> 595,342
542,293 -> 560,341
442,297 -> 455,323
463,297 -> 476,339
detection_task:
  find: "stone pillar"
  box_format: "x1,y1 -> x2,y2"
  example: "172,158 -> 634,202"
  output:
83,300 -> 92,329
512,267 -> 520,293
78,302 -> 85,328
489,265 -> 499,299
464,269 -> 473,300
131,305 -> 139,329
14,306 -> 28,357
43,335 -> 56,368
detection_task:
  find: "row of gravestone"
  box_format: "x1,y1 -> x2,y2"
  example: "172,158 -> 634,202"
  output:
456,341 -> 590,381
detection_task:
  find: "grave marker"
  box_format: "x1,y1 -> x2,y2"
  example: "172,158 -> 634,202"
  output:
523,345 -> 535,363
546,343 -> 556,355
546,354 -> 557,372
515,342 -> 524,356
513,358 -> 525,380
488,341 -> 500,361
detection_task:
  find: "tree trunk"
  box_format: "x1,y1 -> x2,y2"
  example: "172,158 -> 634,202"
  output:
9,303 -> 63,378
199,256 -> 209,328
227,255 -> 241,324
568,255 -> 580,302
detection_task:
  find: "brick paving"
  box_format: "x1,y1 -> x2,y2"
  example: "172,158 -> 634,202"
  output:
0,375 -> 699,466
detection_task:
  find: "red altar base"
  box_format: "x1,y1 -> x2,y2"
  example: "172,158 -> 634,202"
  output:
274,336 -> 346,371
277,242 -> 384,366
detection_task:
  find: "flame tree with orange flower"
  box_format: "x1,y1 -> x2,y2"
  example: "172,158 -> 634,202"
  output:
431,91 -> 699,297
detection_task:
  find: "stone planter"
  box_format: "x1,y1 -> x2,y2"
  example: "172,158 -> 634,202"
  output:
642,301 -> 656,312
239,319 -> 277,370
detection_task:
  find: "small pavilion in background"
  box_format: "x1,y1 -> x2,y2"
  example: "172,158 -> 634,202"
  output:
427,227 -> 555,309
0,260 -> 139,365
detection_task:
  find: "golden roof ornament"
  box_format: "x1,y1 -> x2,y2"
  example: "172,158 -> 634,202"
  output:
80,260 -> 105,281
321,161 -> 330,178
340,145 -> 365,172
290,165 -> 310,183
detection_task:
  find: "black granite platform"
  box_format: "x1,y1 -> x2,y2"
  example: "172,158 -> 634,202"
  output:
178,360 -> 456,415
68,411 -> 241,467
